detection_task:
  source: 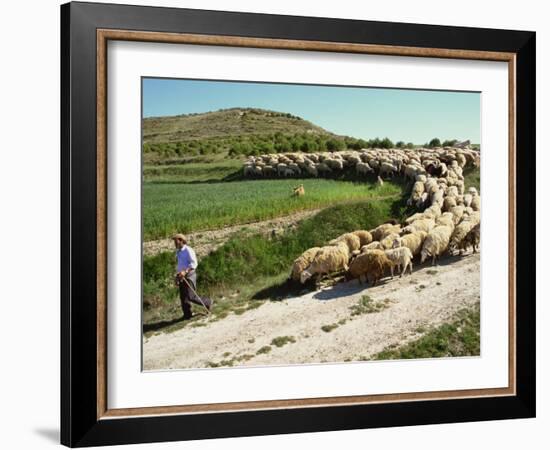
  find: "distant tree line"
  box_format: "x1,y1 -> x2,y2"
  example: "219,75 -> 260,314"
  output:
143,133 -> 424,159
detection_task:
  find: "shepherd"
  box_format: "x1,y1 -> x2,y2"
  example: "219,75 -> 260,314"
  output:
172,233 -> 213,320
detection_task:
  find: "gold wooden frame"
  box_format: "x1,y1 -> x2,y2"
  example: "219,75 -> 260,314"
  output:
96,29 -> 516,420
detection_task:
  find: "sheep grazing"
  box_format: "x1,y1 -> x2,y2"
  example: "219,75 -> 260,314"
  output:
290,247 -> 322,282
292,184 -> 305,197
381,232 -> 401,250
356,162 -> 373,176
448,216 -> 479,255
401,218 -> 435,235
370,223 -> 401,242
300,244 -> 350,284
352,230 -> 373,247
346,249 -> 393,286
407,181 -> 425,206
329,232 -> 361,253
394,231 -> 427,257
420,225 -> 453,265
384,247 -> 414,277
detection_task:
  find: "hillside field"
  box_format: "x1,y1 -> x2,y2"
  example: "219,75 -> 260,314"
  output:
143,177 -> 403,240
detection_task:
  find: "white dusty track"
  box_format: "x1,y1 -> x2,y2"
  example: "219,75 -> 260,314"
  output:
143,253 -> 480,371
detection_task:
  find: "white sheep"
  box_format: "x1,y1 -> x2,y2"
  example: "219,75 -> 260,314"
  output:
385,247 -> 414,277
420,225 -> 453,265
300,243 -> 349,284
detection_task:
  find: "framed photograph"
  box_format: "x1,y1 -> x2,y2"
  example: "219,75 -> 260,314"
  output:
61,1 -> 536,447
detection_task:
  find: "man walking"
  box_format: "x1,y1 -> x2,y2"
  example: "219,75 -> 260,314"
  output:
172,234 -> 212,320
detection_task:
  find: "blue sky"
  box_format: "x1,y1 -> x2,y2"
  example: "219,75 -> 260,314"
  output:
143,78 -> 480,144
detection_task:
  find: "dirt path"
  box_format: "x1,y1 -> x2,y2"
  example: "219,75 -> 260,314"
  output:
143,253 -> 480,370
143,208 -> 324,258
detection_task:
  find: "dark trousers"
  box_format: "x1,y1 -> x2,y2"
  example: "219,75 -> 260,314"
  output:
178,271 -> 210,318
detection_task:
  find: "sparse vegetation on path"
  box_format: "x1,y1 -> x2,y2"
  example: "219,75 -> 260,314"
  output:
143,253 -> 480,370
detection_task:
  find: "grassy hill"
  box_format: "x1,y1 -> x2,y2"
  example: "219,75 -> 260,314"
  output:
143,107 -> 333,144
142,107 -> 370,164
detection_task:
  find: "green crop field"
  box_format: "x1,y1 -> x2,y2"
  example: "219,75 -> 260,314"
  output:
143,178 -> 403,240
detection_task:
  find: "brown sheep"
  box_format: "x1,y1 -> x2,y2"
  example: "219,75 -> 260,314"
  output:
346,249 -> 394,286
352,230 -> 373,247
462,223 -> 480,253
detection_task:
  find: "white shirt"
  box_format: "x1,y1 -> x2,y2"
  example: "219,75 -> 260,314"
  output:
176,245 -> 198,272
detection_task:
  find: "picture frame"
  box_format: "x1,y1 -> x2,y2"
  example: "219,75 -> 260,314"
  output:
60,1 -> 536,447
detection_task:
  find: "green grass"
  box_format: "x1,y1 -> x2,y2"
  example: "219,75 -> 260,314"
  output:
143,159 -> 243,183
143,178 -> 401,240
256,346 -> 272,355
142,196 -> 404,328
271,336 -> 296,347
349,295 -> 392,316
373,303 -> 480,360
321,324 -> 339,333
463,167 -> 480,192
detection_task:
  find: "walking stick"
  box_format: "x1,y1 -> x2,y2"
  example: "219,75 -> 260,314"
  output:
179,274 -> 211,315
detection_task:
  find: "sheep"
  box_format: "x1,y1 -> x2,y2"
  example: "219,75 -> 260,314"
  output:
276,163 -> 288,176
316,162 -> 332,174
443,195 -> 457,212
300,244 -> 350,284
462,223 -> 480,253
407,181 -> 425,206
435,212 -> 455,230
356,162 -> 373,176
449,205 -> 465,225
381,232 -> 401,250
471,194 -> 481,211
329,233 -> 361,253
290,247 -> 322,282
379,161 -> 398,178
325,158 -> 344,170
385,247 -> 414,277
393,231 -> 427,257
420,225 -> 453,265
346,249 -> 394,286
361,241 -> 384,252
463,193 -> 473,208
304,164 -> 318,177
370,223 -> 401,242
262,165 -> 275,177
352,230 -> 373,247
405,212 -> 429,225
431,189 -> 445,208
401,218 -> 435,235
423,203 -> 442,219
448,214 -> 480,255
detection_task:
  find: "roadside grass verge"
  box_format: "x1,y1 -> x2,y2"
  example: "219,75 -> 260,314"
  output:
373,303 -> 480,360
143,177 -> 402,240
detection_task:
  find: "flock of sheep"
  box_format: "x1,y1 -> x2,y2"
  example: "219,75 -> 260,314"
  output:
271,146 -> 483,287
242,147 -> 480,180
